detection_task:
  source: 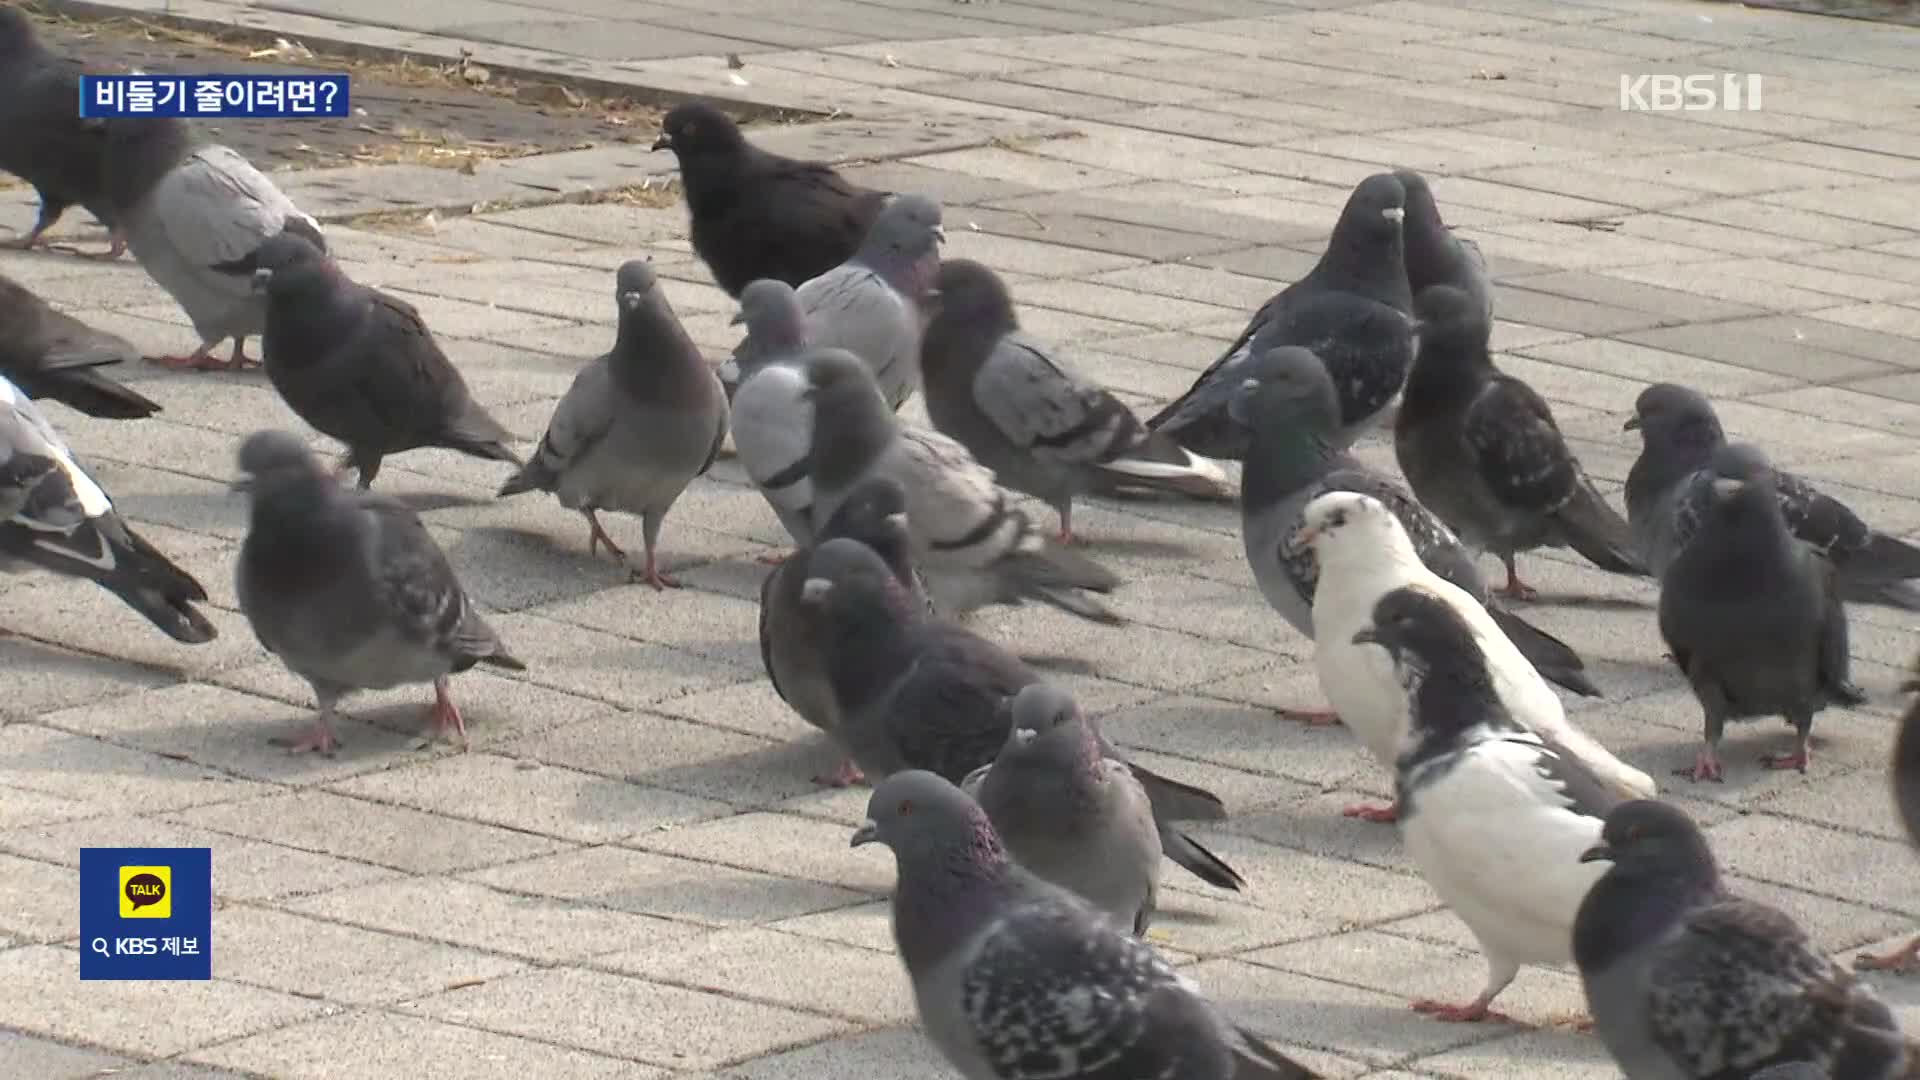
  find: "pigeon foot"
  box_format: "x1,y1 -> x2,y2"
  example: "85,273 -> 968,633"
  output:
1278,706 -> 1342,727
812,758 -> 868,788
273,718 -> 340,756
1855,936 -> 1920,974
223,340 -> 260,371
424,677 -> 471,750
87,233 -> 128,260
1341,801 -> 1399,824
146,347 -> 225,371
585,510 -> 627,560
1674,747 -> 1724,783
1496,575 -> 1538,602
1411,998 -> 1509,1024
755,550 -> 794,566
1760,747 -> 1809,772
634,549 -> 681,591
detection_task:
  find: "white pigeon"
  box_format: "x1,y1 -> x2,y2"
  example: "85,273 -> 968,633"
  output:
1297,490 -> 1655,821
1353,584 -> 1615,1023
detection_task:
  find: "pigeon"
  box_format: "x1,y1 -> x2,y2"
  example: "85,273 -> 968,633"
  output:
0,8 -> 119,256
852,771 -> 1318,1080
732,352 -> 829,555
1233,343 -> 1599,724
651,101 -> 888,298
0,273 -> 160,419
1146,172 -> 1414,460
1395,284 -> 1642,600
804,349 -> 1123,625
804,537 -> 1245,894
102,115 -> 324,370
1395,170 -> 1492,329
759,473 -> 927,787
498,260 -> 727,591
1574,798 -> 1920,1079
1659,443 -> 1864,783
960,682 -> 1163,936
1627,382 -> 1920,611
1353,585 -> 1618,1023
1855,663 -> 1920,975
794,193 -> 945,411
0,374 -> 214,642
233,430 -> 524,754
249,232 -> 521,490
718,277 -> 810,401
1299,491 -> 1651,823
919,259 -> 1230,543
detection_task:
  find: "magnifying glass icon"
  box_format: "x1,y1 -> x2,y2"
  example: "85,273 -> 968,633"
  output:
89,937 -> 109,958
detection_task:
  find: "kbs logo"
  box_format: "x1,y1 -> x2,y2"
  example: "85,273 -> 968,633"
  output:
119,865 -> 171,919
1619,74 -> 1763,112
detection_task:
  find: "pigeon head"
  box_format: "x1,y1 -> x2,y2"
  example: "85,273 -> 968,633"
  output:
1579,799 -> 1718,888
1393,169 -> 1440,228
1294,491 -> 1419,567
1705,442 -> 1781,507
1003,680 -> 1100,755
248,231 -> 330,296
613,259 -> 658,312
1624,382 -> 1722,446
1226,345 -> 1340,436
729,278 -> 807,347
852,769 -> 1007,861
1411,284 -> 1489,359
927,259 -> 1014,329
651,101 -> 744,156
232,429 -> 324,497
820,475 -> 913,569
1353,586 -> 1481,680
0,7 -> 39,54
859,194 -> 946,264
1326,172 -> 1408,251
804,347 -> 886,408
801,536 -> 914,620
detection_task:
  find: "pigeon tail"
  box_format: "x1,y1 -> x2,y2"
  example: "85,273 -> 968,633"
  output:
1554,482 -> 1645,577
998,542 -> 1125,625
98,526 -> 217,644
1232,1027 -> 1322,1080
1090,430 -> 1234,501
17,366 -> 162,419
1848,577 -> 1920,613
437,427 -> 524,469
1130,761 -> 1228,822
1161,825 -> 1246,891
1489,607 -> 1602,698
1847,532 -> 1920,586
1021,580 -> 1126,626
495,457 -> 557,498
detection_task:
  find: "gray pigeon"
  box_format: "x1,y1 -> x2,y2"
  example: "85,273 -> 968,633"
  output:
233,430 -> 524,754
1396,284 -> 1642,600
0,273 -> 160,419
803,537 -> 1246,894
0,374 -> 214,642
1355,586 -> 1618,1023
919,259 -> 1229,543
960,682 -> 1163,936
102,116 -> 324,370
1856,661 -> 1920,975
1627,382 -> 1920,611
853,771 -> 1317,1080
732,351 -> 828,554
249,232 -> 521,490
0,8 -> 118,256
795,193 -> 944,411
1233,343 -> 1598,723
1147,172 -> 1414,460
498,260 -> 727,591
1395,170 -> 1492,329
1574,799 -> 1920,1079
719,277 -> 810,401
759,473 -> 927,787
804,349 -> 1124,625
1659,443 -> 1864,783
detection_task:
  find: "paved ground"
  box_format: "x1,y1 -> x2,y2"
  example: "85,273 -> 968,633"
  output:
6,0 -> 1920,1077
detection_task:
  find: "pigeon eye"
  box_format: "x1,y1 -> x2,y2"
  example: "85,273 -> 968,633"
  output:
897,799 -> 914,816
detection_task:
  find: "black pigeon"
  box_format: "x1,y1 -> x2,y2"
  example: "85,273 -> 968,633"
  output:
0,273 -> 159,419
1575,799 -> 1920,1079
248,232 -> 521,488
802,536 -> 1246,894
1627,381 -> 1920,611
1396,283 -> 1642,600
0,8 -> 118,255
1658,443 -> 1863,783
1856,663 -> 1920,975
1147,172 -> 1414,460
653,101 -> 889,298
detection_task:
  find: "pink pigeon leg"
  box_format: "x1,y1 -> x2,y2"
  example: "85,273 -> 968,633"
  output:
1856,935 -> 1920,974
146,342 -> 225,370
1675,744 -> 1725,783
1279,706 -> 1342,727
424,676 -> 470,750
584,509 -> 627,561
813,758 -> 867,788
1342,800 -> 1400,824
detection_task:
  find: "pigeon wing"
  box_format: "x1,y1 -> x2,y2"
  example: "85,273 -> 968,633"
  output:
1461,374 -> 1579,517
972,333 -> 1131,467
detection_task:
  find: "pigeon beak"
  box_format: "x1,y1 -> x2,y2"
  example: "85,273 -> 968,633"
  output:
1382,206 -> 1405,224
228,475 -> 254,495
849,820 -> 879,848
800,577 -> 833,605
1010,727 -> 1039,747
885,511 -> 910,531
729,311 -> 746,326
932,224 -> 947,244
1292,525 -> 1319,549
620,291 -> 644,312
1622,415 -> 1643,432
1578,842 -> 1613,864
1710,477 -> 1744,499
251,268 -> 273,294
1350,626 -> 1379,647
650,133 -> 672,152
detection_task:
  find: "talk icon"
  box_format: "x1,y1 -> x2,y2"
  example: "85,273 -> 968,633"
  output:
119,865 -> 171,919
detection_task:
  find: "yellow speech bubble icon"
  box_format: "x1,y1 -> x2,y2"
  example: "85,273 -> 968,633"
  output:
119,865 -> 171,919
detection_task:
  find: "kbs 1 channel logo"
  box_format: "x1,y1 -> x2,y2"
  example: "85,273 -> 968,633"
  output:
80,848 -> 211,980
79,74 -> 351,119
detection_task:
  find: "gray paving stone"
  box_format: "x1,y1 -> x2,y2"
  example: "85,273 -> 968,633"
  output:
0,1031 -> 133,1080
213,905 -> 528,1006
171,791 -> 569,875
597,925 -> 914,1024
189,1009 -> 653,1079
464,844 -> 866,927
